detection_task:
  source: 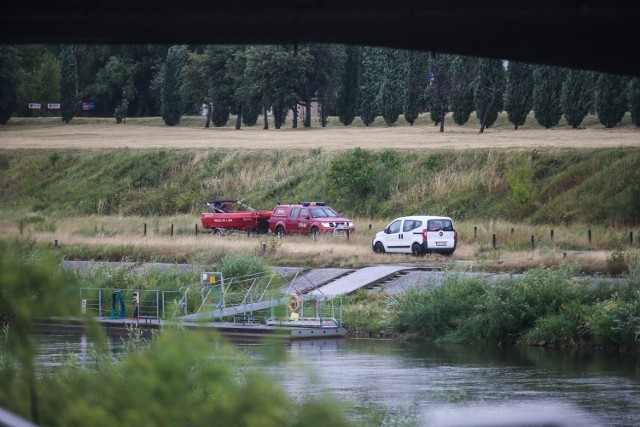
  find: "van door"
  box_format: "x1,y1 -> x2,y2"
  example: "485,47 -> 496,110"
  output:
425,218 -> 456,252
383,219 -> 410,253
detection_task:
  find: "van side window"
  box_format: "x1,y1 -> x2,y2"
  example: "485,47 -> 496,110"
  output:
387,220 -> 401,234
290,208 -> 300,219
403,220 -> 422,232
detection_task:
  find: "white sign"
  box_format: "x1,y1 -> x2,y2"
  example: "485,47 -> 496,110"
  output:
48,103 -> 61,110
28,103 -> 41,109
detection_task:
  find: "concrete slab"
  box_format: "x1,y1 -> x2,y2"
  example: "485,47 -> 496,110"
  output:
310,265 -> 410,296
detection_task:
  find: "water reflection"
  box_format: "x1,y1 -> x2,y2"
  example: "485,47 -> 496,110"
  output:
23,335 -> 640,426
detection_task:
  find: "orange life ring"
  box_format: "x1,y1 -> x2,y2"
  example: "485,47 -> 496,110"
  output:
287,294 -> 301,313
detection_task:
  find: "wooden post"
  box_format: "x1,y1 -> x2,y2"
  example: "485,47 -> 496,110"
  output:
369,224 -> 371,231
511,228 -> 514,236
531,235 -> 535,250
54,239 -> 58,248
588,229 -> 592,244
19,220 -> 23,235
492,234 -> 496,249
195,224 -> 198,236
171,224 -> 174,237
563,252 -> 567,259
144,223 -> 147,236
346,230 -> 350,241
262,243 -> 267,254
550,229 -> 554,241
630,231 -> 634,246
474,226 -> 477,239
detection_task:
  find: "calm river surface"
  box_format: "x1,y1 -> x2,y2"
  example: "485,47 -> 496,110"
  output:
31,335 -> 640,426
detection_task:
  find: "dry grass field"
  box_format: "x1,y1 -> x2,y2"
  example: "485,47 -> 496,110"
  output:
1,113 -> 639,152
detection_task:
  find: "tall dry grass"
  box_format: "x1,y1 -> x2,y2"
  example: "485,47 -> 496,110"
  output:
2,214 -> 637,273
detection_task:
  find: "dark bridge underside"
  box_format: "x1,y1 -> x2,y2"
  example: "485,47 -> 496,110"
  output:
2,1 -> 638,76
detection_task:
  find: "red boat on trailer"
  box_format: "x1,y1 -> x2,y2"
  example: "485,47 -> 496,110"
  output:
200,199 -> 272,234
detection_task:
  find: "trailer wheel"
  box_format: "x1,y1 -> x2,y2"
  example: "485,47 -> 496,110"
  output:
276,226 -> 285,238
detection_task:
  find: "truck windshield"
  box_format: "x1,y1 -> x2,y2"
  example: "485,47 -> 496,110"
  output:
310,207 -> 339,218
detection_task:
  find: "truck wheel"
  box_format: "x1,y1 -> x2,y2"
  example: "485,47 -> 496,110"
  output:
276,226 -> 285,238
311,226 -> 319,237
374,242 -> 385,254
411,243 -> 423,257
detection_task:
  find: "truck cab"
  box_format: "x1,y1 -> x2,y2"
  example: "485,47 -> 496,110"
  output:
268,202 -> 355,237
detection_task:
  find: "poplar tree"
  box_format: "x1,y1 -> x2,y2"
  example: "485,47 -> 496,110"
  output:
161,45 -> 187,126
337,45 -> 361,126
360,47 -> 383,126
426,53 -> 453,132
403,50 -> 428,125
0,46 -> 21,124
561,69 -> 594,128
629,78 -> 640,127
596,72 -> 628,128
450,55 -> 476,126
379,48 -> 406,125
474,58 -> 506,133
59,45 -> 78,124
532,65 -> 565,128
504,61 -> 533,129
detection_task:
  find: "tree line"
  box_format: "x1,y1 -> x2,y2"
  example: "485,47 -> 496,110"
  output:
1,44 -> 639,130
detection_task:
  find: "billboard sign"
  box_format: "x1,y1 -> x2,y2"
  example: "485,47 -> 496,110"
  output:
28,103 -> 42,109
47,103 -> 61,110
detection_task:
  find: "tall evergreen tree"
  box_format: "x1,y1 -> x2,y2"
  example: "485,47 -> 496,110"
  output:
628,78 -> 640,127
161,45 -> 188,126
426,53 -> 453,132
0,46 -> 21,124
596,72 -> 628,128
450,55 -> 476,126
504,61 -> 533,130
337,46 -> 361,126
532,65 -> 565,128
379,48 -> 406,125
403,50 -> 428,125
474,58 -> 506,133
359,47 -> 384,126
561,69 -> 594,128
59,45 -> 78,124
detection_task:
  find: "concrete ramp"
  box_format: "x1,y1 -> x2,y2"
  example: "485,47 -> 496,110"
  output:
309,265 -> 412,296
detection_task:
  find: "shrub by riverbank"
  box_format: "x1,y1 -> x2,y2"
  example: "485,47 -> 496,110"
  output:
386,263 -> 640,351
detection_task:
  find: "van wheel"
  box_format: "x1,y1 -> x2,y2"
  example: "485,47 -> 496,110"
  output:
276,226 -> 285,238
411,243 -> 423,257
374,242 -> 386,254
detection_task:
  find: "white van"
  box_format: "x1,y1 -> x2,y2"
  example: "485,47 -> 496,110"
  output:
372,215 -> 457,256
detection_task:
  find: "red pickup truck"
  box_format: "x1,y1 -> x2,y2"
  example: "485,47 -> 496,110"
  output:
268,202 -> 355,237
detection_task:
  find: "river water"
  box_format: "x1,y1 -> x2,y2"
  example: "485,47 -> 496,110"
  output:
27,335 -> 640,426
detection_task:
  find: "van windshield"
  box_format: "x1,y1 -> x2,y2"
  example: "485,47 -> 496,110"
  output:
310,207 -> 339,218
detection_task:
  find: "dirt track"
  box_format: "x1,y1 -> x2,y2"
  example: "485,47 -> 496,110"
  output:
1,116 -> 639,151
